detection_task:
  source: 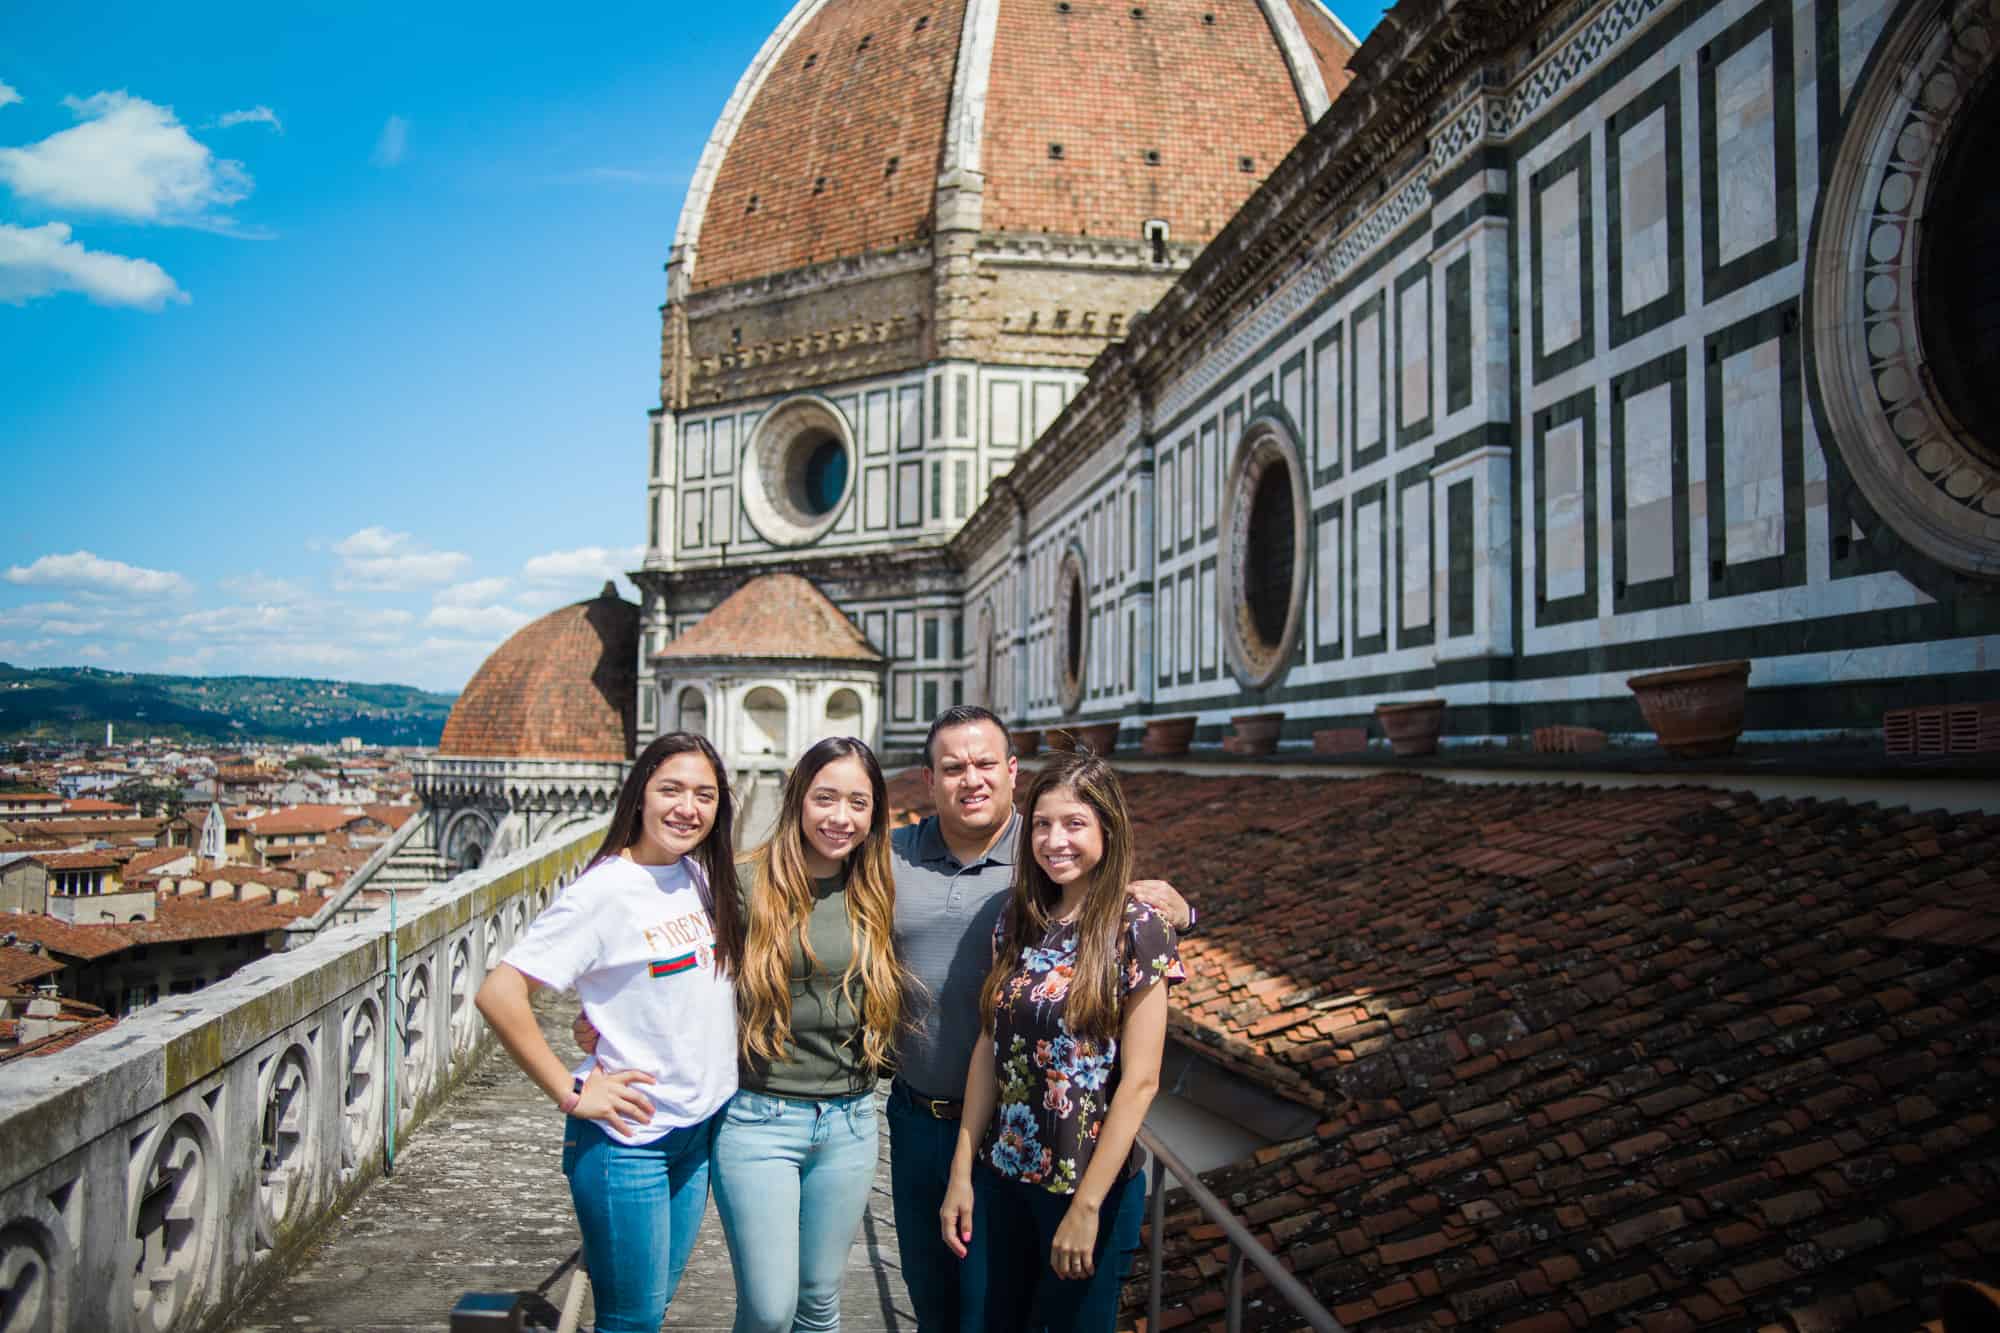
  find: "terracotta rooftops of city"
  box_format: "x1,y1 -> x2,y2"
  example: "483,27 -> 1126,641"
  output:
0,895 -> 326,961
244,805 -> 371,837
1080,769 -> 2000,1333
437,583 -> 638,763
655,573 -> 884,664
0,793 -> 60,804
0,948 -> 63,988
36,850 -> 120,872
678,0 -> 1358,292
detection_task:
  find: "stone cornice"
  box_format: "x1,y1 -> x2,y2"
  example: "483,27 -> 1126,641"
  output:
684,243 -> 935,318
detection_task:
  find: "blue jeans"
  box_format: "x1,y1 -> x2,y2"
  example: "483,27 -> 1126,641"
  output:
712,1088 -> 879,1332
960,1164 -> 1147,1333
886,1086 -> 963,1332
561,1114 -> 714,1333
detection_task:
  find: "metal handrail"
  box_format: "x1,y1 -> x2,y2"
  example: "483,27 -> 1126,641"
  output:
1137,1126 -> 1344,1333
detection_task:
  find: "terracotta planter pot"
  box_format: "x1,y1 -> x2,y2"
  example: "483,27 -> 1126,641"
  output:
1374,699 -> 1446,756
1071,722 -> 1119,755
1013,728 -> 1041,758
1228,711 -> 1285,756
1627,660 -> 1751,757
1142,715 -> 1198,756
1312,727 -> 1368,755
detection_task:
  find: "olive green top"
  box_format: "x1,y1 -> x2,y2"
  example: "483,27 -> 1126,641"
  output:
740,869 -> 875,1099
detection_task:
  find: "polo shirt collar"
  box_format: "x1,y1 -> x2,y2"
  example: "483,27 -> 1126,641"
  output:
920,809 -> 1020,870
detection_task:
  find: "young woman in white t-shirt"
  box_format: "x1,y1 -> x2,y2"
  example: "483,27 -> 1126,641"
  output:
475,731 -> 745,1333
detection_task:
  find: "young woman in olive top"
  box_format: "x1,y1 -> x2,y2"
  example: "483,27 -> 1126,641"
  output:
714,735 -> 908,1333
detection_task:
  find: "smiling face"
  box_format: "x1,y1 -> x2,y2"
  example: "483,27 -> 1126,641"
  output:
799,754 -> 874,877
629,751 -> 721,865
926,719 -> 1018,845
1030,786 -> 1104,891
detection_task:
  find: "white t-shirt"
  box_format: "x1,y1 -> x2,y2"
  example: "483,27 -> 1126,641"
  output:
503,854 -> 737,1144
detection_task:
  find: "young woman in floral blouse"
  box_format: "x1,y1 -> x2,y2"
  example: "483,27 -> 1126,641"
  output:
941,752 -> 1185,1331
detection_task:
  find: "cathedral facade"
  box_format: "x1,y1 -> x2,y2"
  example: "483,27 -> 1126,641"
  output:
637,0 -> 2000,756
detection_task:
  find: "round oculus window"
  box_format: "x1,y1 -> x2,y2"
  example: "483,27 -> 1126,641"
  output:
1220,416 -> 1308,689
1055,546 -> 1088,715
739,396 -> 857,547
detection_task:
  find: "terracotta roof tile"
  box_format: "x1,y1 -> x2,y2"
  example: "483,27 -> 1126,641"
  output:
438,586 -> 637,761
0,895 -> 323,961
1106,771 -> 2000,1332
656,573 -> 883,664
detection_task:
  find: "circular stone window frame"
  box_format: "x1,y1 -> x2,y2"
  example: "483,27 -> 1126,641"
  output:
1220,407 -> 1310,689
738,394 -> 858,548
1804,0 -> 2000,581
1054,544 -> 1089,716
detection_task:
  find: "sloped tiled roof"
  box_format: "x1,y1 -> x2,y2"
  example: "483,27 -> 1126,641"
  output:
245,805 -> 369,837
0,949 -> 62,987
656,573 -> 883,664
1101,770 -> 2000,1333
0,894 -> 324,961
438,585 -> 638,761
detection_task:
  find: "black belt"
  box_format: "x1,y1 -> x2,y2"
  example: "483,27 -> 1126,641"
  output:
892,1078 -> 963,1120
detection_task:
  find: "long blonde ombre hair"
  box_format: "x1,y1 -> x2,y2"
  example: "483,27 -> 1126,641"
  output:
979,752 -> 1136,1043
738,736 -> 905,1074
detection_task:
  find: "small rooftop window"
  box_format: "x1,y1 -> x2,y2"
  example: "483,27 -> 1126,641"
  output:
858,33 -> 873,50
803,52 -> 818,70
745,193 -> 759,214
1203,11 -> 1216,23
1239,155 -> 1256,173
1143,149 -> 1161,166
1131,6 -> 1145,17
813,176 -> 827,194
1049,143 -> 1065,160
914,14 -> 929,31
885,155 -> 900,175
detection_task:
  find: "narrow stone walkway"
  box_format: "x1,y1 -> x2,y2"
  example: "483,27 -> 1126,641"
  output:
228,988 -> 912,1331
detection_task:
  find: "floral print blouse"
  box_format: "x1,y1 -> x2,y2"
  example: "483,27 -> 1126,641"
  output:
979,900 -> 1185,1195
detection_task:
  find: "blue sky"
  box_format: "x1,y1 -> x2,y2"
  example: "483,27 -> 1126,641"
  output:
1,1 -> 1384,694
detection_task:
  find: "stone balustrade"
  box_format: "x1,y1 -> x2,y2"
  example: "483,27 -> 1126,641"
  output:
0,816 -> 609,1333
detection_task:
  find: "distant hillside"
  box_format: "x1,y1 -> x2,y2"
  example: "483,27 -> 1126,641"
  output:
0,663 -> 456,746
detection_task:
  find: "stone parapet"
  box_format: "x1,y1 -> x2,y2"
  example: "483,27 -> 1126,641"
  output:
0,817 -> 606,1333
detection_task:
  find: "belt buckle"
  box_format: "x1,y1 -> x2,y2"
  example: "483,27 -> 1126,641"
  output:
926,1096 -> 952,1118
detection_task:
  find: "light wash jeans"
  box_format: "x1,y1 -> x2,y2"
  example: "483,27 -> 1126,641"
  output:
712,1087 -> 879,1333
561,1115 -> 714,1333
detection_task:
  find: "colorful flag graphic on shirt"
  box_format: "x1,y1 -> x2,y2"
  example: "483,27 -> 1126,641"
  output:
650,952 -> 699,978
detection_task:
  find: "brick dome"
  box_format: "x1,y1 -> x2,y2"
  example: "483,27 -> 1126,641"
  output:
438,584 -> 638,762
675,0 -> 1358,294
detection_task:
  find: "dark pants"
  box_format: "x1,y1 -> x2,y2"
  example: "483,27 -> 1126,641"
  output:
887,1086 -> 964,1332
960,1163 -> 1147,1333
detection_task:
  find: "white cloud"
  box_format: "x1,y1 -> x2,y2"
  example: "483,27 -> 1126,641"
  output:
0,222 -> 185,309
434,576 -> 511,608
38,618 -> 106,636
331,526 -> 469,590
371,115 -> 407,167
0,81 -> 20,110
0,639 -> 56,658
521,545 -> 643,586
4,550 -> 192,597
76,644 -> 108,659
218,572 -> 308,603
425,603 -> 530,635
215,105 -> 282,133
0,91 -> 250,224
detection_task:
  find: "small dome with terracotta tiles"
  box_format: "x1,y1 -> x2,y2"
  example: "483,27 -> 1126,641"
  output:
674,0 -> 1358,294
656,573 -> 884,663
438,584 -> 638,762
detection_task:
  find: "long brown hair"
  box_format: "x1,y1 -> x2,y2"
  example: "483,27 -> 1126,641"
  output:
979,752 -> 1135,1043
738,737 -> 905,1074
593,731 -> 743,977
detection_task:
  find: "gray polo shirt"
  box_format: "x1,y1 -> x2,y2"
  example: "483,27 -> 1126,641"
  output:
890,811 -> 1019,1098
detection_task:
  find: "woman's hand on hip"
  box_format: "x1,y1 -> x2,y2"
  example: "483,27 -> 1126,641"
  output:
939,1173 -> 976,1260
575,1068 -> 654,1137
571,1010 -> 599,1055
1050,1198 -> 1101,1280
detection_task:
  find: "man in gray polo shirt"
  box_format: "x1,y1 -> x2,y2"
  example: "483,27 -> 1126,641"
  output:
888,705 -> 1189,1332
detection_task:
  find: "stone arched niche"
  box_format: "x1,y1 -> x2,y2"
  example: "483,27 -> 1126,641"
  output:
825,687 -> 864,734
676,686 -> 709,736
738,395 -> 856,547
1220,410 -> 1310,688
742,686 -> 789,755
439,810 -> 492,876
1807,0 -> 2000,580
1054,545 -> 1089,715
